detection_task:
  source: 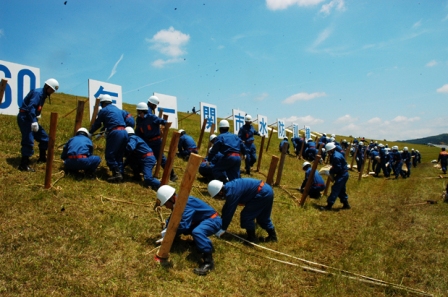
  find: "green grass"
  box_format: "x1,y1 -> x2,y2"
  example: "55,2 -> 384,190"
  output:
0,92 -> 447,296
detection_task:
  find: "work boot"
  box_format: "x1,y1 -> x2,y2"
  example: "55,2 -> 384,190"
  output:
193,253 -> 214,276
260,228 -> 278,243
107,170 -> 123,183
319,203 -> 333,211
245,168 -> 251,175
341,202 -> 351,210
36,149 -> 47,163
18,156 -> 35,172
170,170 -> 178,182
245,229 -> 259,244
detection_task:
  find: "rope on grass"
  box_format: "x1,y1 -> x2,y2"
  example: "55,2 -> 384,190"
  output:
224,232 -> 433,297
278,185 -> 300,204
100,195 -> 154,208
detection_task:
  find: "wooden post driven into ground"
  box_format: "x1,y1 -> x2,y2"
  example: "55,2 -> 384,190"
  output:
157,108 -> 164,118
0,79 -> 8,104
350,145 -> 358,171
154,120 -> 172,178
266,155 -> 279,186
73,100 -> 85,136
44,113 -> 58,189
358,148 -> 368,181
274,142 -> 288,186
299,137 -> 305,160
299,154 -> 322,206
197,118 -> 207,150
265,126 -> 275,152
155,153 -> 202,262
256,136 -> 266,172
90,98 -> 100,128
160,131 -> 181,185
323,175 -> 332,196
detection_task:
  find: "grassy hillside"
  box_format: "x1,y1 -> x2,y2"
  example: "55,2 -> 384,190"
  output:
0,92 -> 447,296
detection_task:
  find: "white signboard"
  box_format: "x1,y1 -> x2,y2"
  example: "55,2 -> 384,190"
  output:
305,126 -> 311,140
0,60 -> 40,116
293,123 -> 299,138
88,79 -> 122,119
154,92 -> 178,129
200,102 -> 217,133
277,119 -> 286,139
232,109 -> 246,135
257,114 -> 268,137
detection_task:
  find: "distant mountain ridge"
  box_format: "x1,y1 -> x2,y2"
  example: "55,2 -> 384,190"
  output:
397,133 -> 448,145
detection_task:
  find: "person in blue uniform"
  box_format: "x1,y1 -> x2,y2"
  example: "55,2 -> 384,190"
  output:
291,135 -> 304,157
279,137 -> 290,154
320,142 -> 350,211
198,134 -> 222,181
156,185 -> 222,276
355,142 -> 365,172
61,127 -> 101,178
438,147 -> 448,174
300,161 -> 325,198
369,146 -> 380,173
411,149 -> 418,168
124,127 -> 160,190
401,147 -> 411,177
177,129 -> 198,160
208,178 -> 277,243
135,99 -> 178,182
238,115 -> 260,175
304,138 -> 317,161
89,94 -> 129,182
208,120 -> 244,183
389,146 -> 406,179
17,78 -> 59,172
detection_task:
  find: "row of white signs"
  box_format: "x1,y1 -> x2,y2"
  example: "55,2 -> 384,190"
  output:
0,59 -> 311,139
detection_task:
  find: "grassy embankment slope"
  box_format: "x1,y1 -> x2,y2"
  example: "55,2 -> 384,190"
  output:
0,93 -> 447,297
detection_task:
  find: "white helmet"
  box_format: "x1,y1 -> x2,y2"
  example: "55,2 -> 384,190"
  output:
392,146 -> 398,151
325,142 -> 336,151
45,78 -> 59,91
99,94 -> 112,103
210,134 -> 217,142
219,120 -> 230,128
359,141 -> 363,146
411,148 -> 414,151
157,185 -> 175,206
208,180 -> 224,198
378,143 -> 384,148
331,134 -> 335,138
330,137 -> 335,142
136,102 -> 148,111
403,147 -> 408,151
321,148 -> 326,153
245,115 -> 252,122
76,127 -> 90,137
302,161 -> 311,169
125,127 -> 135,135
148,95 -> 160,105
178,129 -> 185,135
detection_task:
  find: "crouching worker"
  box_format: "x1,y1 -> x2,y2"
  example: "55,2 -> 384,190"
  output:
207,178 -> 277,243
156,185 -> 222,276
177,129 -> 198,160
300,161 -> 325,198
124,127 -> 160,191
61,128 -> 101,178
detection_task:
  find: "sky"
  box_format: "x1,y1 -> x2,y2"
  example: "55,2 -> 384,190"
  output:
1,0 -> 448,141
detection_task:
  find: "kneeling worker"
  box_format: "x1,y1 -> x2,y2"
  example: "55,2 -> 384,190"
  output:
300,161 -> 325,198
156,185 -> 222,276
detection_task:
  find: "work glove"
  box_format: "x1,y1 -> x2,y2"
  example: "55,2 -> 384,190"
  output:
156,229 -> 167,244
31,122 -> 39,132
215,229 -> 225,238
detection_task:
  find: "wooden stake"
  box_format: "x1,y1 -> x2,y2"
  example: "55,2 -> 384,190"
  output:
0,79 -> 8,104
266,155 -> 279,186
358,148 -> 368,181
44,113 -> 58,189
265,126 -> 275,152
256,136 -> 266,172
73,100 -> 85,136
205,123 -> 216,157
323,175 -> 332,196
197,118 -> 207,150
154,121 -> 172,178
299,154 -> 322,206
156,153 -> 202,261
160,131 -> 180,185
274,142 -> 288,186
90,98 -> 100,128
299,137 -> 305,160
